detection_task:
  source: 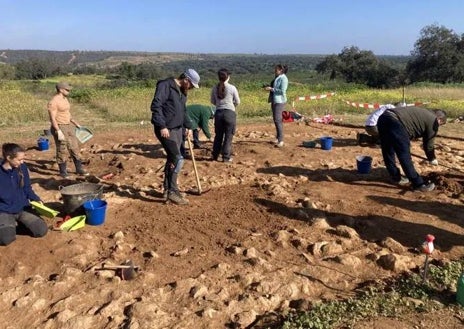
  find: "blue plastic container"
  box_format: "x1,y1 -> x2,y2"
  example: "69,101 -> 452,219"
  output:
83,199 -> 107,226
37,138 -> 49,151
356,155 -> 372,174
320,137 -> 333,150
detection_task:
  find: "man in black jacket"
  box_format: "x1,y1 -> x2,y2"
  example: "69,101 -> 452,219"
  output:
150,69 -> 200,205
377,106 -> 447,192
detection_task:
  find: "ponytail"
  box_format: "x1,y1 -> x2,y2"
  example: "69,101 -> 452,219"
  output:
216,68 -> 230,100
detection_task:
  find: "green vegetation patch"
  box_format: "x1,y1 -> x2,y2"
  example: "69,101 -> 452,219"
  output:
282,259 -> 463,329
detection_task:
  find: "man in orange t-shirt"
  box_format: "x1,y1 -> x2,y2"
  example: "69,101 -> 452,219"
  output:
47,82 -> 88,177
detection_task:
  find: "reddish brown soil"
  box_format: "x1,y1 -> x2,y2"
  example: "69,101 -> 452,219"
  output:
0,121 -> 463,328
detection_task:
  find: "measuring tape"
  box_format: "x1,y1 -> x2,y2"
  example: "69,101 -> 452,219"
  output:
343,100 -> 429,109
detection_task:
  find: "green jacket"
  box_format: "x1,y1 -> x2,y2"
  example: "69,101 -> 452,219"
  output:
186,104 -> 214,139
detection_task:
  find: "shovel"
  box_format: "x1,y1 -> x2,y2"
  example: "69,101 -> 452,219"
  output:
99,260 -> 139,280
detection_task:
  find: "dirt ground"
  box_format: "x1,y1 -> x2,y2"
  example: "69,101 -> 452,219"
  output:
0,120 -> 463,329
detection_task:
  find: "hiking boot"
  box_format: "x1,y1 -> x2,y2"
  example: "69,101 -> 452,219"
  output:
73,159 -> 90,176
414,182 -> 435,192
393,176 -> 410,186
168,191 -> 189,205
76,168 -> 90,176
163,190 -> 186,200
275,141 -> 284,148
223,158 -> 233,163
58,163 -> 69,178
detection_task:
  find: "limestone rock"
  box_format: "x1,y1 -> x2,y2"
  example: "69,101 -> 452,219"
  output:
377,254 -> 410,272
190,285 -> 208,299
335,225 -> 359,239
233,310 -> 257,328
244,247 -> 258,258
334,254 -> 362,268
380,237 -> 406,254
321,242 -> 344,256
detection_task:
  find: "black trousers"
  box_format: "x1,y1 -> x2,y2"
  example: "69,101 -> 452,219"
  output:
377,113 -> 424,187
212,109 -> 236,160
154,127 -> 183,193
0,210 -> 48,246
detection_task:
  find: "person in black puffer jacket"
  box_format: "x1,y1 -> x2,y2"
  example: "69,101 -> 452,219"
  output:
150,69 -> 200,205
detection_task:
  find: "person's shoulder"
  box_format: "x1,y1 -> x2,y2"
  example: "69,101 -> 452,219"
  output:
19,162 -> 29,172
48,94 -> 60,102
47,94 -> 61,107
156,77 -> 174,87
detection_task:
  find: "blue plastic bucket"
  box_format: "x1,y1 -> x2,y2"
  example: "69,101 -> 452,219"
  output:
37,138 -> 49,151
320,137 -> 333,150
356,155 -> 372,174
83,199 -> 107,225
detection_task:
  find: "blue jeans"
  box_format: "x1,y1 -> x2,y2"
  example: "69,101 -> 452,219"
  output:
377,112 -> 424,187
272,103 -> 285,142
212,109 -> 236,160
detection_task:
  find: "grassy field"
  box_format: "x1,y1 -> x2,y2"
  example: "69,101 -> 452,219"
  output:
1,76 -> 463,130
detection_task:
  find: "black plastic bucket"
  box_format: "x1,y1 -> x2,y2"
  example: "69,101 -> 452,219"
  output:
59,183 -> 104,215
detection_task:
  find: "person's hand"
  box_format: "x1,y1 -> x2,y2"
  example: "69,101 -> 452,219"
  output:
185,129 -> 192,139
429,159 -> 439,166
265,86 -> 273,91
160,128 -> 169,138
57,130 -> 66,141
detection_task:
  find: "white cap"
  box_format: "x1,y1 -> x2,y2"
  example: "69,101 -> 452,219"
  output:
184,68 -> 200,88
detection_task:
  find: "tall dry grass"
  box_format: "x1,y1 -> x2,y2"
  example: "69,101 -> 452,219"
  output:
1,78 -> 463,128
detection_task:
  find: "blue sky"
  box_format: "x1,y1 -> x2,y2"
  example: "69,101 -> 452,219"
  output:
1,0 -> 463,55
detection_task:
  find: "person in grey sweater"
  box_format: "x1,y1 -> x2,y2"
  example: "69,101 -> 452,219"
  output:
210,68 -> 240,163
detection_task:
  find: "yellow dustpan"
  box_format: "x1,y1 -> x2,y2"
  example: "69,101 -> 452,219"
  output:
59,215 -> 86,232
30,201 -> 60,218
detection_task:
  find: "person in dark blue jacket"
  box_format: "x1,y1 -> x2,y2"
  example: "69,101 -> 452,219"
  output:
0,143 -> 48,246
150,69 -> 200,205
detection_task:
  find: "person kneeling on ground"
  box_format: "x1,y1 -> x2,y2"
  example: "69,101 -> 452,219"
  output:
377,106 -> 447,192
0,143 -> 48,246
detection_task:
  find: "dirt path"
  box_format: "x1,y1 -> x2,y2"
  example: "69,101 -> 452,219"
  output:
0,120 -> 463,328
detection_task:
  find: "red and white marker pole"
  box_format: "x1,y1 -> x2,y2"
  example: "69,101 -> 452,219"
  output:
422,234 -> 435,281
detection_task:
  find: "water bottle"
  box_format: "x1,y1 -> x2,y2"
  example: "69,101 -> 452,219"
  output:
457,272 -> 464,306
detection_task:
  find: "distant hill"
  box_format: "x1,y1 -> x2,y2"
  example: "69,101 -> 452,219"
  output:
0,49 -> 411,70
0,49 -> 203,67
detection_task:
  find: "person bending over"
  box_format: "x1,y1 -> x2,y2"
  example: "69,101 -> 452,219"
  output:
377,106 -> 446,191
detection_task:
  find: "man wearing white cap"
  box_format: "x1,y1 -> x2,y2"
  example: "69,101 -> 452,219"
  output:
150,69 -> 200,205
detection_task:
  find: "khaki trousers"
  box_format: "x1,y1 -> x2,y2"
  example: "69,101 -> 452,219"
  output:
51,124 -> 81,163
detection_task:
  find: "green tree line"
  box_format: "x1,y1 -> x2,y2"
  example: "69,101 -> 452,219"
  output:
1,24 -> 463,88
